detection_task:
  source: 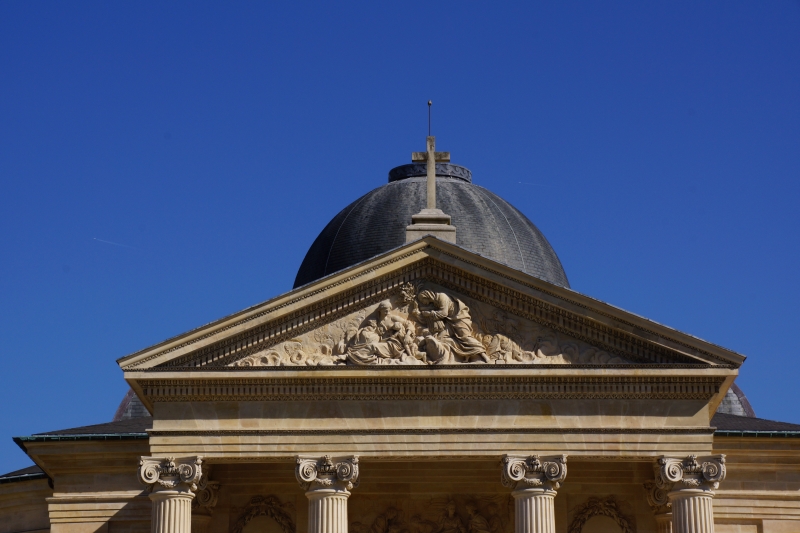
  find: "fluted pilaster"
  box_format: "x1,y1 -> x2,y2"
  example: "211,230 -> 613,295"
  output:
501,455 -> 567,533
653,455 -> 726,533
191,470 -> 220,533
296,455 -> 360,533
655,513 -> 673,533
138,456 -> 203,533
645,479 -> 672,533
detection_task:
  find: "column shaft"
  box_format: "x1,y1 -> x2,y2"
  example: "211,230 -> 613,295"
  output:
655,514 -> 673,533
150,491 -> 193,533
670,493 -> 714,533
513,489 -> 555,533
307,491 -> 349,533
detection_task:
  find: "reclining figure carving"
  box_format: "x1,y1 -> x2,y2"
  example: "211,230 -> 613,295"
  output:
231,283 -> 630,367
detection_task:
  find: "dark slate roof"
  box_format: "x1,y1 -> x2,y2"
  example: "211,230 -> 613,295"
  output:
33,417 -> 151,436
294,164 -> 569,289
0,465 -> 46,484
14,418 -> 150,447
713,412 -> 800,436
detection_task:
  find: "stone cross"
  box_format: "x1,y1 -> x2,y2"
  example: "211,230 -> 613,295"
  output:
412,137 -> 450,210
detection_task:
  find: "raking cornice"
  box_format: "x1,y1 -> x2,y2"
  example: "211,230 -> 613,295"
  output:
118,238 -> 745,371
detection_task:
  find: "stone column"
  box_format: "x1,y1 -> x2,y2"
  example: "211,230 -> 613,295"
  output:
644,480 -> 673,533
296,455 -> 360,533
501,455 -> 567,533
191,470 -> 220,533
654,455 -> 726,533
138,456 -> 203,533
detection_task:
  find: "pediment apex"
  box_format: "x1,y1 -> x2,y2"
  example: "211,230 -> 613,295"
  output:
117,237 -> 745,371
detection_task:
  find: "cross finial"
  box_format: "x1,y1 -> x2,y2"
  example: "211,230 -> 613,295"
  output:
412,137 -> 450,210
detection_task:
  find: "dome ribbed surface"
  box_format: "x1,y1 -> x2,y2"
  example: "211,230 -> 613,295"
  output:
294,169 -> 569,289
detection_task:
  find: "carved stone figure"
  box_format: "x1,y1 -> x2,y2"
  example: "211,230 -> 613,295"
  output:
368,507 -> 405,533
229,282 -> 633,367
434,502 -> 466,533
465,503 -> 491,533
410,290 -> 488,364
344,301 -> 422,366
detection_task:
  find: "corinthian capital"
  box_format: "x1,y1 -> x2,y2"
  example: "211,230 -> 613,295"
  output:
501,454 -> 567,493
656,454 -> 726,493
295,455 -> 360,493
138,456 -> 203,493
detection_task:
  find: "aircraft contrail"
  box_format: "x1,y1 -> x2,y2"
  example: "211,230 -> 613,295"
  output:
93,237 -> 138,249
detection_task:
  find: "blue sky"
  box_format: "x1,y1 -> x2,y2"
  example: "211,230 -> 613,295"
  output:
1,2 -> 799,474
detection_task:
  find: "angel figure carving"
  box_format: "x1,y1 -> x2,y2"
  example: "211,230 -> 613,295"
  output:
409,290 -> 489,364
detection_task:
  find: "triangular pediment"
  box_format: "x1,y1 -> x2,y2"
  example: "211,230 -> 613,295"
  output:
117,237 -> 745,371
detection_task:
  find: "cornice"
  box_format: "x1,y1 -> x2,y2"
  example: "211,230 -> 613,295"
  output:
149,427 -> 716,437
154,263 -> 731,369
136,375 -> 725,402
119,245 -> 431,369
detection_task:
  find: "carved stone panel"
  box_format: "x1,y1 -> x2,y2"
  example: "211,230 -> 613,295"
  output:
349,497 -> 513,533
230,282 -> 631,367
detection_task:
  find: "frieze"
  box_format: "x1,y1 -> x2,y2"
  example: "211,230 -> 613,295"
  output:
133,255 -> 729,370
137,375 -> 723,402
148,427 -> 716,437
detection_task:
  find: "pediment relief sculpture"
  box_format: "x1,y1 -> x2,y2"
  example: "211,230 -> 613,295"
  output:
230,283 -> 631,367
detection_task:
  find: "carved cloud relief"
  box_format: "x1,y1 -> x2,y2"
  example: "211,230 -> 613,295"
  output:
231,283 -> 630,367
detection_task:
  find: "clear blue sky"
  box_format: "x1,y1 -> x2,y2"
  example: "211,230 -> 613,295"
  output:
1,2 -> 799,474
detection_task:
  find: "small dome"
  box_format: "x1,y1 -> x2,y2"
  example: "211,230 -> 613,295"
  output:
112,389 -> 151,421
294,163 -> 569,288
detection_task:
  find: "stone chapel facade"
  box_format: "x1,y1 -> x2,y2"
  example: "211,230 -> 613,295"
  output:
3,141 -> 800,533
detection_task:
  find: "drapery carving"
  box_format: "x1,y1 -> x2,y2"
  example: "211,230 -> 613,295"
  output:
231,495 -> 296,533
567,497 -> 634,533
231,283 -> 631,367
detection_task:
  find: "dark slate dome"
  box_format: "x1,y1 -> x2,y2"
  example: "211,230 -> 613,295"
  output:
294,163 -> 569,289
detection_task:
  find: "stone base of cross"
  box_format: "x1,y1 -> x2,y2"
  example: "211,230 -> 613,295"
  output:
406,136 -> 457,244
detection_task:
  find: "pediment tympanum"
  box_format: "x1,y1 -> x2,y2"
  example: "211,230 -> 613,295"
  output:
231,281 -> 631,367
119,239 -> 744,370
